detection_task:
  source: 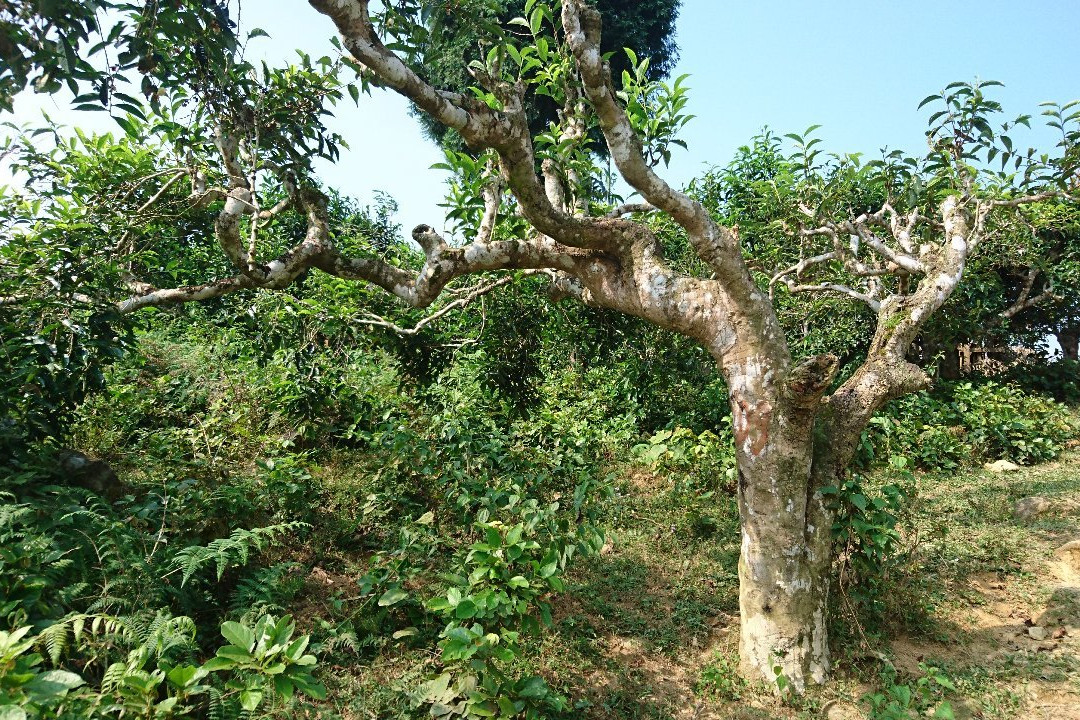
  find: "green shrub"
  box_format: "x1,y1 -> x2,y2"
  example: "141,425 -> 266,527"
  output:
823,457 -> 915,627
0,614 -> 322,719
867,381 -> 1077,469
1000,358 -> 1080,405
695,651 -> 746,701
632,424 -> 736,492
865,662 -> 957,720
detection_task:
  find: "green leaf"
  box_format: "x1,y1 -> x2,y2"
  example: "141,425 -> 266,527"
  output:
28,669 -> 85,694
284,635 -> 310,661
292,675 -> 326,699
918,94 -> 942,109
240,689 -> 263,711
214,645 -> 254,663
455,599 -> 478,619
201,657 -> 235,672
166,664 -> 206,688
220,621 -> 255,652
113,115 -> 137,137
518,675 -> 549,699
378,586 -> 408,607
934,701 -> 956,720
274,675 -> 295,700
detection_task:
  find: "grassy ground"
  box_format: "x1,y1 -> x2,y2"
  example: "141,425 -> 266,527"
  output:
326,450 -> 1080,719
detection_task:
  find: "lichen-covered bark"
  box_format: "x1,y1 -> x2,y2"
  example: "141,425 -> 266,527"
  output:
719,351 -> 838,691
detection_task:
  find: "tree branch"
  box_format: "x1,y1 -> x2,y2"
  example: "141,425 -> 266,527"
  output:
990,190 -> 1069,208
559,0 -> 784,371
357,273 -> 523,335
1001,268 -> 1056,320
561,0 -> 749,281
778,279 -> 881,312
607,202 -> 656,218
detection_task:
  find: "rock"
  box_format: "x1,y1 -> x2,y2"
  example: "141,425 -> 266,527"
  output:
1055,539 -> 1080,558
1052,627 -> 1067,639
1027,625 -> 1048,640
58,449 -> 122,500
1055,540 -> 1080,577
986,459 -> 1021,473
823,700 -> 862,720
1013,496 -> 1052,521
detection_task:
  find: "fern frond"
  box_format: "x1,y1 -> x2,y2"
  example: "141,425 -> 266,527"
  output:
38,622 -> 70,665
170,521 -> 309,586
101,660 -> 128,692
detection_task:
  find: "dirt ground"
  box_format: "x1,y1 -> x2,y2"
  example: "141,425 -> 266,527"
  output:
559,453 -> 1080,719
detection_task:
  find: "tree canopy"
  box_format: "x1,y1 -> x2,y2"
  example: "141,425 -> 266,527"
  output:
405,0 -> 681,146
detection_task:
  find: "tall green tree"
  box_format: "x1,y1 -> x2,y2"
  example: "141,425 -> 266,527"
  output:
2,0 -> 1079,694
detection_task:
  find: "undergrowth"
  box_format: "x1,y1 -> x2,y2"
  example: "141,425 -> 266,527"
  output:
2,307 -> 1077,718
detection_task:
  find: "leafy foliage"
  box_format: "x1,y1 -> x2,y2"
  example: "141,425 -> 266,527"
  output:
399,0 -> 682,146
866,381 -> 1079,468
0,613 -> 322,719
823,457 -> 915,626
865,662 -> 957,720
2,0 -> 1080,711
171,522 -> 310,586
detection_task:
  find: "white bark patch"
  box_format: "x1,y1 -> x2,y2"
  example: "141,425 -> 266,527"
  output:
777,576 -> 811,593
648,273 -> 669,302
713,326 -> 737,356
932,271 -> 961,306
810,607 -> 829,683
265,259 -> 287,277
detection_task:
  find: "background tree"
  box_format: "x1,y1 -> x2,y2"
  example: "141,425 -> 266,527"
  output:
404,0 -> 680,147
2,0 -> 1078,693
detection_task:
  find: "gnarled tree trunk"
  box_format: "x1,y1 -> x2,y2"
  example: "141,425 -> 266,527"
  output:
722,353 -> 842,690
733,420 -> 833,689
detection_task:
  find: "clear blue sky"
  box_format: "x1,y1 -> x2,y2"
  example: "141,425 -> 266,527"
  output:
4,1 -> 1079,236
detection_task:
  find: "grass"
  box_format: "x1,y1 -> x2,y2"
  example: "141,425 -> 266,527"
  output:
305,449 -> 1080,719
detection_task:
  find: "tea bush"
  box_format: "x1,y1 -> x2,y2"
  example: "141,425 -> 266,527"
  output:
866,381 -> 1078,469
